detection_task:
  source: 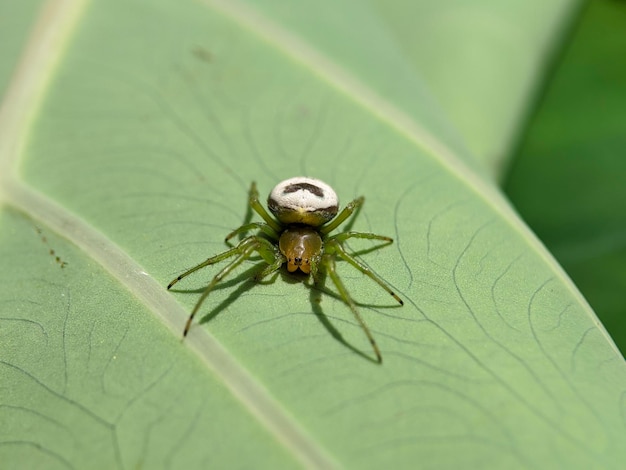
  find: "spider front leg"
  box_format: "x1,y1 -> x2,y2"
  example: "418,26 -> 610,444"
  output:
321,253 -> 382,363
319,196 -> 364,235
167,240 -> 253,290
167,236 -> 276,337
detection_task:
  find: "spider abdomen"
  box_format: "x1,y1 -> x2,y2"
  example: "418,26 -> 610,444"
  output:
279,226 -> 323,274
268,177 -> 338,227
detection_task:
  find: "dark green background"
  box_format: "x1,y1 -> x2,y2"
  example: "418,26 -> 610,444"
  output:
506,0 -> 626,356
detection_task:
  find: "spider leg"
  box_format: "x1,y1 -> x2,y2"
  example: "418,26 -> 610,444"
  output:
167,237 -> 257,289
254,248 -> 285,281
183,241 -> 259,336
225,222 -> 279,245
330,231 -> 393,245
319,196 -> 364,235
326,239 -> 403,306
322,254 -> 382,363
309,254 -> 321,280
251,237 -> 282,266
330,232 -> 393,258
248,182 -> 282,233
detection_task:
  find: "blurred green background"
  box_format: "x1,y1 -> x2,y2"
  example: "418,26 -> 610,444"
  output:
505,0 -> 626,356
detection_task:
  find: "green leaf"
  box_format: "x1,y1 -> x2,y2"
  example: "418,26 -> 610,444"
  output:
1,1 -> 624,469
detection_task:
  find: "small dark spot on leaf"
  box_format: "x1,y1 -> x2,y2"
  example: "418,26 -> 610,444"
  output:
192,45 -> 213,64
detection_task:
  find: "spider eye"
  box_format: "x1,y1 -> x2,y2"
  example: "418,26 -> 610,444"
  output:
267,176 -> 338,227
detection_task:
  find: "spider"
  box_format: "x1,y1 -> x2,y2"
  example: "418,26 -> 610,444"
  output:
167,176 -> 403,363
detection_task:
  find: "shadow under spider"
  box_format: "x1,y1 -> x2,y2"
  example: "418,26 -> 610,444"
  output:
171,257 -> 391,363
306,269 -> 379,364
169,263 -> 264,324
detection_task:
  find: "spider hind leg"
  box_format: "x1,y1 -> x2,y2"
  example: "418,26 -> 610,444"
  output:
321,253 -> 383,364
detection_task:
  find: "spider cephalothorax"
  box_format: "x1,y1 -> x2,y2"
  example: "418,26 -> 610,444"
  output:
167,176 -> 403,363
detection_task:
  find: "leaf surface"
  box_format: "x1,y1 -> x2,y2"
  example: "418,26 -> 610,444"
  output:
1,1 -> 624,469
